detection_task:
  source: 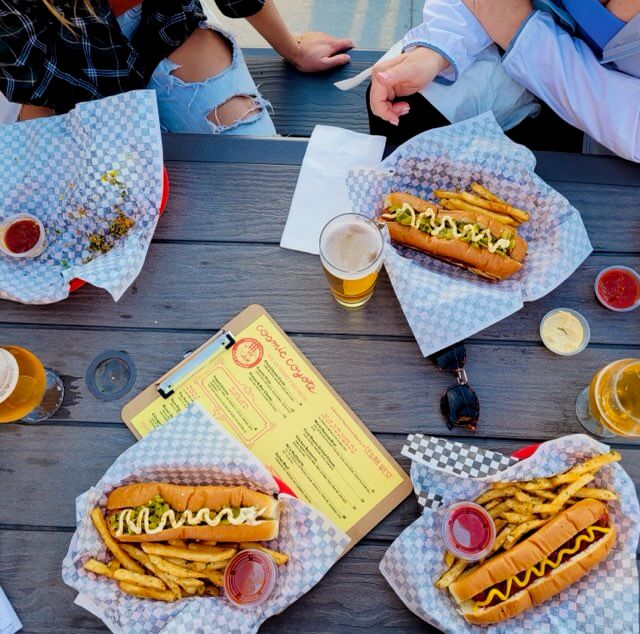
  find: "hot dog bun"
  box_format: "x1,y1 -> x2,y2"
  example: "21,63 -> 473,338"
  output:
450,499 -> 616,625
379,192 -> 527,281
106,482 -> 280,543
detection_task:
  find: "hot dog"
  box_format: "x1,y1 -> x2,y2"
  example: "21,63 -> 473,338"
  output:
449,499 -> 616,624
377,192 -> 527,281
105,482 -> 280,543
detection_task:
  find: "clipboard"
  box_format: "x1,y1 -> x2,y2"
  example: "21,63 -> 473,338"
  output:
122,304 -> 412,549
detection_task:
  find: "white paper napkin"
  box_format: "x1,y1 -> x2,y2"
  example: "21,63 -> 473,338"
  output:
0,585 -> 21,634
280,125 -> 386,254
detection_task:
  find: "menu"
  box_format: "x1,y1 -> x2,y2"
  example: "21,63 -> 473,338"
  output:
128,312 -> 406,533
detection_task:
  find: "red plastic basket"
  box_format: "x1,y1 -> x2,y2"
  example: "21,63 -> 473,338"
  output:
68,167 -> 169,293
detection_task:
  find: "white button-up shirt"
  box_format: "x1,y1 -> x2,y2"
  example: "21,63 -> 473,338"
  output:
404,3 -> 640,162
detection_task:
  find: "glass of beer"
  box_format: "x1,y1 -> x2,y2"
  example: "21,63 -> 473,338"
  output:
0,346 -> 64,423
319,214 -> 384,308
576,358 -> 640,437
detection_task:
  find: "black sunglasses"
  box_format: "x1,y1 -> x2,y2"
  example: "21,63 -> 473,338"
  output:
430,343 -> 479,433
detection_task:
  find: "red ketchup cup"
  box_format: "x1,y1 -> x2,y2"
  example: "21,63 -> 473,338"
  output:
224,549 -> 278,607
441,501 -> 496,561
595,266 -> 640,312
0,213 -> 46,259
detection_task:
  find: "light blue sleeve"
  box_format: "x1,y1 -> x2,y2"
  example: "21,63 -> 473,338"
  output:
503,11 -> 640,162
402,0 -> 492,84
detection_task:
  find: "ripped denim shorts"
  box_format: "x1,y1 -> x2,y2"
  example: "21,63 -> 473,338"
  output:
118,6 -> 276,136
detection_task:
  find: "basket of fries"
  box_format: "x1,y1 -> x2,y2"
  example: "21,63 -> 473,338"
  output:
62,404 -> 349,632
380,434 -> 640,632
346,112 -> 593,356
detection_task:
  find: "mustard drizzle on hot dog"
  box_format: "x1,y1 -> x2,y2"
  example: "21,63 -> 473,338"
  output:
473,526 -> 610,609
382,202 -> 514,255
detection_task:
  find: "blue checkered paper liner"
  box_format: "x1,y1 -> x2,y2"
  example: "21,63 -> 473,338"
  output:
346,113 -> 593,356
62,404 -> 349,633
381,434 -> 639,633
0,90 -> 163,304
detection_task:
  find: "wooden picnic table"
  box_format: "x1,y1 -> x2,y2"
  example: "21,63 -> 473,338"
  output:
0,132 -> 639,632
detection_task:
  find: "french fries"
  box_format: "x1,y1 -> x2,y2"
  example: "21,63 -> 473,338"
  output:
84,558 -> 116,579
492,524 -> 513,552
476,487 -> 518,506
504,519 -> 548,550
118,581 -> 175,602
435,559 -> 467,589
434,184 -> 527,226
148,555 -> 208,579
532,473 -> 595,515
90,509 -> 144,574
239,543 -> 289,566
142,543 -> 236,563
113,569 -> 167,591
500,512 -> 534,525
440,197 -> 518,226
470,182 -> 506,204
552,451 -> 621,485
573,488 -> 619,501
120,544 -> 183,600
457,192 -> 530,223
86,508 -> 289,603
187,543 -> 237,555
435,452 -> 621,593
444,551 -> 455,568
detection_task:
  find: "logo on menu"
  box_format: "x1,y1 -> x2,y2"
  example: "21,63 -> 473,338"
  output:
232,338 -> 264,369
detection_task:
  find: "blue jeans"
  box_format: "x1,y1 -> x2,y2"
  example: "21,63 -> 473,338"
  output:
118,7 -> 276,136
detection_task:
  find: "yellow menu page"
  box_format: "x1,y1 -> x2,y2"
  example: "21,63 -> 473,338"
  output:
130,315 -> 403,532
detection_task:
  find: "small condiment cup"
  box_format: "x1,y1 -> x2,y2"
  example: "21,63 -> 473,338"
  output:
441,501 -> 496,562
224,549 -> 278,607
594,266 -> 640,313
539,308 -> 590,357
0,213 -> 46,259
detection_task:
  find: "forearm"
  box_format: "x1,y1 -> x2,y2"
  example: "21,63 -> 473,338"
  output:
503,12 -> 640,162
245,0 -> 297,61
403,0 -> 492,81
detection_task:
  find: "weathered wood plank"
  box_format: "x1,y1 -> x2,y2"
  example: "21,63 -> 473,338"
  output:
1,326 -> 638,437
1,423 -> 638,534
1,246 -> 638,346
160,162 -> 640,254
0,530 -> 428,633
245,58 -> 371,137
161,134 -> 640,188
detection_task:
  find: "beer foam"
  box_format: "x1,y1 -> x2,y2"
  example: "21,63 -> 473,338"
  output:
321,220 -> 381,278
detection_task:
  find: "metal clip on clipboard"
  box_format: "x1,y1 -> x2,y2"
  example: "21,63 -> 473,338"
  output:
155,330 -> 235,399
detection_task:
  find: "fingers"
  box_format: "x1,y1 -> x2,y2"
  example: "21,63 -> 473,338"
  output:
376,63 -> 413,87
370,75 -> 400,125
320,53 -> 352,69
328,37 -> 355,54
389,101 -> 410,117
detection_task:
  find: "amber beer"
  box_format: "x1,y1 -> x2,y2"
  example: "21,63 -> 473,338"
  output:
319,214 -> 384,308
577,358 -> 640,437
0,346 -> 46,423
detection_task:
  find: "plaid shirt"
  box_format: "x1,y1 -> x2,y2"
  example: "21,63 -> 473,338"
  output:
0,0 -> 265,113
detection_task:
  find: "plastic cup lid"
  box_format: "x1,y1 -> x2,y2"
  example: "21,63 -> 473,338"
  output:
0,349 -> 19,404
85,351 -> 137,401
224,549 -> 278,606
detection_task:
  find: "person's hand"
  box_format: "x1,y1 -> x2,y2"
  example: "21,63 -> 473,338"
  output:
290,32 -> 354,72
369,47 -> 449,125
462,0 -> 533,49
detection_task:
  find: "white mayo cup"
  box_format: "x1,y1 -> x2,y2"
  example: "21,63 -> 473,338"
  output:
540,308 -> 590,357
